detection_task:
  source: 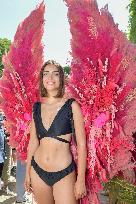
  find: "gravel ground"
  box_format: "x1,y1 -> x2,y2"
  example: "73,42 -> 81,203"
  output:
0,176 -> 33,204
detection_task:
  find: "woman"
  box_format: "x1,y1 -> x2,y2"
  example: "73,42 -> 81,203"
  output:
24,60 -> 87,204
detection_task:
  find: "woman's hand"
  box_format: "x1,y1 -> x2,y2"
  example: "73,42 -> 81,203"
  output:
24,174 -> 33,194
74,178 -> 87,200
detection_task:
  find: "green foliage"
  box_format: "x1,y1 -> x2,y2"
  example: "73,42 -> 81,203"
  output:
104,176 -> 136,204
63,66 -> 70,76
128,0 -> 136,43
0,38 -> 11,77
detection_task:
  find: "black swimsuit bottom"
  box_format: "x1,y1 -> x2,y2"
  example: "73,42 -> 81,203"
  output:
31,98 -> 77,186
31,156 -> 76,186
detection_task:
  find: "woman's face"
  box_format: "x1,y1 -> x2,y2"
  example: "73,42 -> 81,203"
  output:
42,64 -> 60,93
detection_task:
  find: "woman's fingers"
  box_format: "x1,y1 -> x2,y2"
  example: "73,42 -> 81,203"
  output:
74,182 -> 87,200
75,191 -> 86,200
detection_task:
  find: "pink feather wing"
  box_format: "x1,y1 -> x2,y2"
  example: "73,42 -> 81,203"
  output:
0,2 -> 45,160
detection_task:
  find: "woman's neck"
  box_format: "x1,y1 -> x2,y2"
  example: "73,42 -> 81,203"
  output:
41,96 -> 63,105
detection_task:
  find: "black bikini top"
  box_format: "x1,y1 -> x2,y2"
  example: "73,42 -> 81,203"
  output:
33,98 -> 76,144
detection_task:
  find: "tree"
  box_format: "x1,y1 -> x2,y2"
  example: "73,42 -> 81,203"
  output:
63,66 -> 70,76
128,0 -> 136,43
0,38 -> 11,77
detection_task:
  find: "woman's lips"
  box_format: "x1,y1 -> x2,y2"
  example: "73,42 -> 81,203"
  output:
47,82 -> 55,85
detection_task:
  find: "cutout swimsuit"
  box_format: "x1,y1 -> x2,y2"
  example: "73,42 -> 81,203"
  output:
31,98 -> 76,186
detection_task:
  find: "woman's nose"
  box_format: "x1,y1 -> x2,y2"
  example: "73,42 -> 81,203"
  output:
48,73 -> 53,80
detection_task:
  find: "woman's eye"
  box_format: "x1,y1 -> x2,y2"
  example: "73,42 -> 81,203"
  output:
43,73 -> 48,76
55,73 -> 59,76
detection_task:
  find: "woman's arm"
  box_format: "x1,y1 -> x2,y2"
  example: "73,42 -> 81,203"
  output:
72,101 -> 87,199
25,116 -> 39,177
72,101 -> 87,180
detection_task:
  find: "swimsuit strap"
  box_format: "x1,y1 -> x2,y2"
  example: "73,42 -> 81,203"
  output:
68,98 -> 77,145
55,137 -> 70,143
68,98 -> 76,105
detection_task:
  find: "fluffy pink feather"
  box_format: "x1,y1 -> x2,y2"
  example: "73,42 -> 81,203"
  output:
0,2 -> 45,160
64,0 -> 136,203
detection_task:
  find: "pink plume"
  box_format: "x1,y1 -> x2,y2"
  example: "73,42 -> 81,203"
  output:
65,0 -> 136,202
93,112 -> 107,128
0,2 -> 45,160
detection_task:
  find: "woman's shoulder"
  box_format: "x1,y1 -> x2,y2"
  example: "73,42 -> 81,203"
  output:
70,99 -> 83,119
67,97 -> 81,110
63,97 -> 77,106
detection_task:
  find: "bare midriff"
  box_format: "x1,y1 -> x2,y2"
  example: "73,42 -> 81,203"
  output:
33,133 -> 73,172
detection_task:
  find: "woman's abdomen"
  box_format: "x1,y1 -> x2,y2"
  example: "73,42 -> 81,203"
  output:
33,136 -> 72,172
